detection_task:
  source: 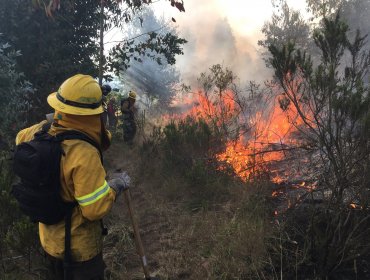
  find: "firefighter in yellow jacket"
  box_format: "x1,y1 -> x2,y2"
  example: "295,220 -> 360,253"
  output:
16,74 -> 129,280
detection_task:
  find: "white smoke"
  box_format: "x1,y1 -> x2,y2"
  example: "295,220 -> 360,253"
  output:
153,0 -> 280,86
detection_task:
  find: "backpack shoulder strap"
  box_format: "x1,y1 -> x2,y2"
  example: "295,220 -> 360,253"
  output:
42,122 -> 52,132
56,130 -> 103,163
34,123 -> 102,160
31,122 -> 52,140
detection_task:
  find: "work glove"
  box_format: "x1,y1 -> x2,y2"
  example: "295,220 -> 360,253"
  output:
108,171 -> 131,197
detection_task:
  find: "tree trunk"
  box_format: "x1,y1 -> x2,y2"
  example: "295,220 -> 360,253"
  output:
98,0 -> 104,85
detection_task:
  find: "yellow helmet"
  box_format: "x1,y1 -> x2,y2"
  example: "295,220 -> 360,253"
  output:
47,74 -> 103,115
128,90 -> 137,100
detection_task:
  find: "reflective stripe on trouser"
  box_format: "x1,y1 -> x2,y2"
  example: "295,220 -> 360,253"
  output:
75,181 -> 109,206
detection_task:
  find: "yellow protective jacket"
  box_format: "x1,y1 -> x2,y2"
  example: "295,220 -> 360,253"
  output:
15,116 -> 116,262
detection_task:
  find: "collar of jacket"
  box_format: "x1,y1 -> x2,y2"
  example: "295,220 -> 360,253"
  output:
51,111 -> 103,147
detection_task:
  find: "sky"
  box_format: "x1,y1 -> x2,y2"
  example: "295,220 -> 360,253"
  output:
151,0 -> 308,85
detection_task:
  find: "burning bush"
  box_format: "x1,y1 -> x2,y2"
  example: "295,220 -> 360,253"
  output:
166,65 -> 313,185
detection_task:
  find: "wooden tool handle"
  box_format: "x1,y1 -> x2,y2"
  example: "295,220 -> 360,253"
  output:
123,189 -> 151,278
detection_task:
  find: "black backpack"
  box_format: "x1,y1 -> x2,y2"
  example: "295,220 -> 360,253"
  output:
11,123 -> 103,279
12,123 -> 102,224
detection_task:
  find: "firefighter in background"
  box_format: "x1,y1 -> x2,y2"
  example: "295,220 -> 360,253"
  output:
101,84 -> 111,127
120,90 -> 137,144
107,96 -> 117,131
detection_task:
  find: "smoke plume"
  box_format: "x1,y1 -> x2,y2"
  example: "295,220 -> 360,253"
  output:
157,0 -> 273,86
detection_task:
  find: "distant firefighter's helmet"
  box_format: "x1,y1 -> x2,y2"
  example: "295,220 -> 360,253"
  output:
128,90 -> 137,100
101,84 -> 112,96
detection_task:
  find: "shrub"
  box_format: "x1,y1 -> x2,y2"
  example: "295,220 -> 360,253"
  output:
0,39 -> 39,277
0,154 -> 39,277
0,38 -> 31,143
268,205 -> 370,280
139,116 -> 238,212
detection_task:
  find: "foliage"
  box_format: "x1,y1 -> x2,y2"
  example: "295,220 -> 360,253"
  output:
108,26 -> 187,73
269,206 -> 370,279
140,115 -> 236,211
306,0 -> 344,17
305,0 -> 370,50
0,38 -> 31,145
195,64 -> 246,140
0,0 -> 102,121
36,0 -> 185,18
269,13 -> 370,204
306,0 -> 369,25
198,64 -> 235,93
161,117 -> 213,183
261,0 -> 370,66
0,38 -> 41,277
268,13 -> 370,278
259,0 -> 311,65
0,155 -> 39,277
137,124 -> 275,278
133,112 -> 276,278
0,0 -> 186,122
36,0 -> 187,78
118,7 -> 182,108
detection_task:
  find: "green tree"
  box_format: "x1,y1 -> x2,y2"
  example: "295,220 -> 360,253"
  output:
100,0 -> 185,83
0,0 -> 187,122
306,0 -> 370,43
0,0 -> 102,121
38,0 -> 185,17
259,0 -> 310,66
0,38 -> 30,143
106,0 -> 187,75
306,0 -> 346,17
0,38 -> 39,278
118,7 -> 183,108
260,0 -> 370,67
36,0 -> 186,78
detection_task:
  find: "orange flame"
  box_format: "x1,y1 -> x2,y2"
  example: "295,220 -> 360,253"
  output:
216,100 -> 304,181
167,86 -> 308,184
167,90 -> 238,126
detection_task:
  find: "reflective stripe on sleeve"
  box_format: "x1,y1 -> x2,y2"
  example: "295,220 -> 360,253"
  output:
75,181 -> 110,206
